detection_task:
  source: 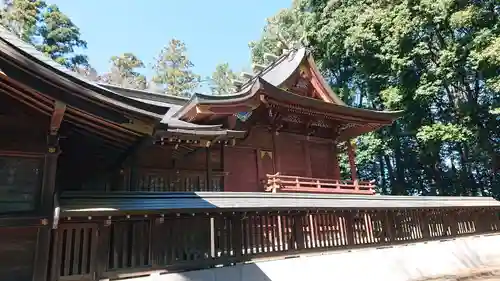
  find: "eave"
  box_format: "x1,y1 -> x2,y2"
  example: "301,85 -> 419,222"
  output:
158,116 -> 245,140
179,77 -> 402,126
59,191 -> 500,216
0,26 -> 161,136
174,47 -> 403,131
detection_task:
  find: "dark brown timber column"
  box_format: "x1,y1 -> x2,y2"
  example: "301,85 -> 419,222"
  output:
206,146 -> 213,191
33,101 -> 65,281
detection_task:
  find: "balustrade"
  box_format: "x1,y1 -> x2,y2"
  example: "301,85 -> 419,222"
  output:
265,173 -> 376,195
49,207 -> 500,281
135,169 -> 225,192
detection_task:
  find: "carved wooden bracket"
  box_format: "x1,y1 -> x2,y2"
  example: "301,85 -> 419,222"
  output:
305,119 -> 316,136
267,107 -> 283,132
50,100 -> 66,136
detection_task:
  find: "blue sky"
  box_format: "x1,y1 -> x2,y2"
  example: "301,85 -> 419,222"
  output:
46,0 -> 291,89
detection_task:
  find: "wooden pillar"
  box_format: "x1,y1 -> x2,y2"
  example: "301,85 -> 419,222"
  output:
444,209 -> 458,237
344,211 -> 355,245
346,140 -> 357,182
304,141 -> 312,177
332,143 -> 341,180
364,212 -> 374,242
206,147 -> 213,191
292,213 -> 305,250
40,135 -> 60,213
33,102 -> 66,281
384,210 -> 394,243
35,135 -> 60,281
96,222 -> 111,278
231,212 -> 243,258
34,102 -> 65,281
220,143 -> 226,191
420,210 -> 431,239
272,132 -> 281,173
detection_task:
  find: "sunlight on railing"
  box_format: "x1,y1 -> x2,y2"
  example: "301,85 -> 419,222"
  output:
265,173 -> 376,195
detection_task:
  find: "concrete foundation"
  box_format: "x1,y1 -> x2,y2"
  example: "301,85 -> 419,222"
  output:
127,234 -> 500,281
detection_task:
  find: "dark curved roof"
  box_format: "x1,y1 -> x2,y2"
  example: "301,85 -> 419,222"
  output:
176,75 -> 403,124
95,83 -> 246,138
257,78 -> 403,123
173,48 -> 309,118
0,26 -> 399,142
0,26 -> 246,140
174,48 -> 402,124
98,83 -> 189,107
0,26 -> 163,121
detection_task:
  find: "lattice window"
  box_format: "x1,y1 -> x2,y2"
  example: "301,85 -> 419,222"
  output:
51,224 -> 98,281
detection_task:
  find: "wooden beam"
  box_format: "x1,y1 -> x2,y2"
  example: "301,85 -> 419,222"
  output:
0,82 -> 52,115
63,118 -> 132,145
69,128 -> 129,150
68,108 -> 140,139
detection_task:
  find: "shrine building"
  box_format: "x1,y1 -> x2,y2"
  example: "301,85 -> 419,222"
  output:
0,26 -> 498,281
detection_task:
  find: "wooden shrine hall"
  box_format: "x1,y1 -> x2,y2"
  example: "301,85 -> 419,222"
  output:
83,47 -> 403,195
0,26 -> 498,281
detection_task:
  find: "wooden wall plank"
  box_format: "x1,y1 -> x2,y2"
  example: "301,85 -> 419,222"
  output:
224,147 -> 259,192
0,227 -> 37,281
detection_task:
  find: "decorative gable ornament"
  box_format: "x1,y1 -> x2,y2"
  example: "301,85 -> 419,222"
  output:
260,150 -> 273,159
235,111 -> 252,122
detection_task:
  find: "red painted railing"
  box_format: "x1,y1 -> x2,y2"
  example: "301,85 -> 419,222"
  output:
265,173 -> 376,195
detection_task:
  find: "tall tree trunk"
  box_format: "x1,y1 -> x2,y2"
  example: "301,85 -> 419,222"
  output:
379,153 -> 388,194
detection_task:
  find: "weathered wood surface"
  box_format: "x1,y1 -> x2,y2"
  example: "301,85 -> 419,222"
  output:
0,227 -> 37,281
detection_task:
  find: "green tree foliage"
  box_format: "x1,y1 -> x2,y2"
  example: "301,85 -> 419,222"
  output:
0,0 -> 46,42
0,0 -> 89,70
254,0 -> 500,196
151,39 -> 200,96
37,4 -> 88,68
209,63 -> 237,95
100,53 -> 146,89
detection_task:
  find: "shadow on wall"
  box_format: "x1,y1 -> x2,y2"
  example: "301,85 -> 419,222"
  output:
149,234 -> 500,281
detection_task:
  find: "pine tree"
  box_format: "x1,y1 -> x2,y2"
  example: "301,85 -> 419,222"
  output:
37,4 -> 88,68
151,39 -> 200,96
209,63 -> 237,95
100,53 -> 146,89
